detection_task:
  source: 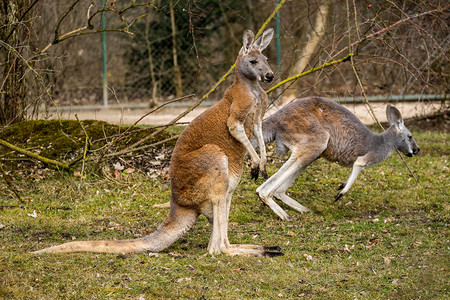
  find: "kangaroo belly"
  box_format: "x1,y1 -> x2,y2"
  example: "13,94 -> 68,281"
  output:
321,141 -> 361,167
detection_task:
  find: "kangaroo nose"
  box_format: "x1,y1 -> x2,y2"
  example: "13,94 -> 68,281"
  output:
413,147 -> 420,155
264,73 -> 274,82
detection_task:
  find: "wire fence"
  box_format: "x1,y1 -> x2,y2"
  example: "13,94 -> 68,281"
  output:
2,0 -> 448,117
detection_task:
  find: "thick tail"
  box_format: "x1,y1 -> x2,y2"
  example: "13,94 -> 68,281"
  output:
32,205 -> 198,254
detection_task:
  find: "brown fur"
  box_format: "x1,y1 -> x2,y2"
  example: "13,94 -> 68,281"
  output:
33,29 -> 282,257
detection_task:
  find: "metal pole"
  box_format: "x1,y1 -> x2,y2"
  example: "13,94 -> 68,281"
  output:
101,0 -> 108,107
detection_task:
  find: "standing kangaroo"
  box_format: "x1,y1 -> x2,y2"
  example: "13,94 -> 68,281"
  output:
33,29 -> 281,256
255,97 -> 420,220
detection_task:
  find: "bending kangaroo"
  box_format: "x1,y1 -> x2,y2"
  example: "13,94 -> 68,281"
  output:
33,29 -> 281,256
255,97 -> 420,220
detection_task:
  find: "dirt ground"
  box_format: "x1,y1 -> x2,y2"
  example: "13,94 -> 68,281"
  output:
43,100 -> 446,126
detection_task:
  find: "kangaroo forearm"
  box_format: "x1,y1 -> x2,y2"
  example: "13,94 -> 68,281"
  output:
228,121 -> 260,162
254,124 -> 266,161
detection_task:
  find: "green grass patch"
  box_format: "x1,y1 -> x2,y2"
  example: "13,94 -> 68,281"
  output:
0,125 -> 448,299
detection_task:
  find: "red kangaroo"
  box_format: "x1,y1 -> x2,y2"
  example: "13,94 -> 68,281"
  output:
33,29 -> 282,256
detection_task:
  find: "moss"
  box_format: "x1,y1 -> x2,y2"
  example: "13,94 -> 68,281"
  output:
0,119 -> 177,164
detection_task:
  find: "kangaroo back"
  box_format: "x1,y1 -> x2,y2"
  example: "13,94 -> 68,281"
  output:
263,97 -> 375,166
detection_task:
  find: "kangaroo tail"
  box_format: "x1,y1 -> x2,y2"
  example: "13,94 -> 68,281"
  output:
32,204 -> 198,254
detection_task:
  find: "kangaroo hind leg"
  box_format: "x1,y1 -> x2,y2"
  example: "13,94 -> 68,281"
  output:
273,169 -> 311,214
190,146 -> 282,257
257,133 -> 329,220
217,179 -> 283,257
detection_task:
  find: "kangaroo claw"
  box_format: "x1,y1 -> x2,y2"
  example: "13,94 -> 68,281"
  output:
251,166 -> 260,180
260,168 -> 268,179
264,250 -> 284,257
334,193 -> 343,202
264,245 -> 282,251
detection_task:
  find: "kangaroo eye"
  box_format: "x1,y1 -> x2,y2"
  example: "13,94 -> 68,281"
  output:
408,135 -> 413,140
250,60 -> 258,64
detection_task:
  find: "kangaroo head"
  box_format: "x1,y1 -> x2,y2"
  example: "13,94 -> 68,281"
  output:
236,28 -> 274,83
386,105 -> 420,157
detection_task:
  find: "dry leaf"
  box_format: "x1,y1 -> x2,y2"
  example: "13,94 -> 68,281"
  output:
383,256 -> 391,265
27,210 -> 37,218
303,254 -> 313,261
113,162 -> 124,171
124,168 -> 135,174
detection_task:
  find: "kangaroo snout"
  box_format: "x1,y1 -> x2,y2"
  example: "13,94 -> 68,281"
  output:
264,72 -> 274,82
405,146 -> 420,157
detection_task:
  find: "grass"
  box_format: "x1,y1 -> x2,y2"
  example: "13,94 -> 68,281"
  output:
0,127 -> 448,299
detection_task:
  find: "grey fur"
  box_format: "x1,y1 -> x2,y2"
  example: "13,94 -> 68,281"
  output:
255,97 -> 420,220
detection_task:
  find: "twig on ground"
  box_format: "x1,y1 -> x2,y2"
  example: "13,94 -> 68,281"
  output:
75,114 -> 90,189
0,162 -> 24,202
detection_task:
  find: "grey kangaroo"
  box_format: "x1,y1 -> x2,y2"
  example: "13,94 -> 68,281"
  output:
255,97 -> 420,220
33,28 -> 282,256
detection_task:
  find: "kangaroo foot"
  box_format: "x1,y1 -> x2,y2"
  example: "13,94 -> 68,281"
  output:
334,192 -> 344,202
223,244 -> 284,257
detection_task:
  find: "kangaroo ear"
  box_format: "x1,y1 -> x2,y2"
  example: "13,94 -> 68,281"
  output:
254,28 -> 274,51
240,30 -> 255,55
386,105 -> 404,129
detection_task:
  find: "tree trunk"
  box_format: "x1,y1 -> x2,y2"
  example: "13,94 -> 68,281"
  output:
145,12 -> 158,107
0,0 -> 30,125
280,0 -> 331,105
169,0 -> 183,97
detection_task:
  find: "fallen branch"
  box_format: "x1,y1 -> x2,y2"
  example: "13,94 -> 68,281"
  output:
0,138 -> 72,171
106,136 -> 179,158
94,94 -> 194,170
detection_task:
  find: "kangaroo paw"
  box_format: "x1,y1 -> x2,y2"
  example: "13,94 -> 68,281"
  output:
250,166 -> 260,180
